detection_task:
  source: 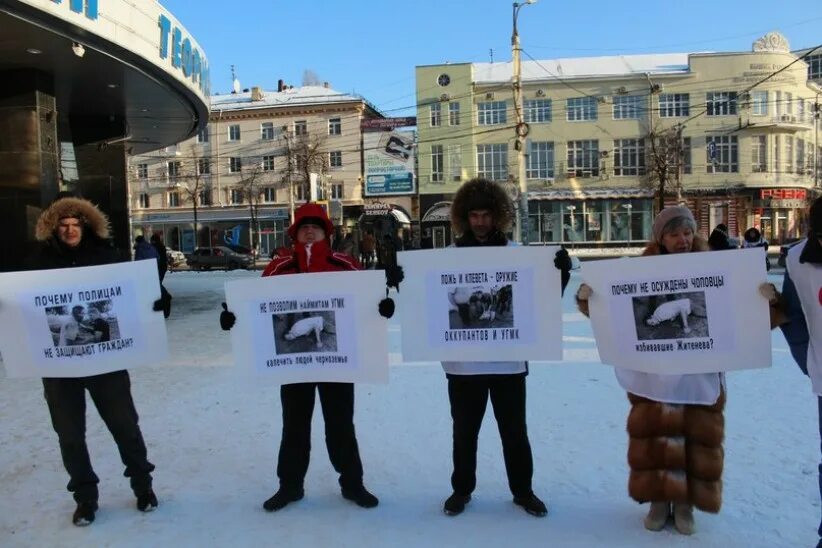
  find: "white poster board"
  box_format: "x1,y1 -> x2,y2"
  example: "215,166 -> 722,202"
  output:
0,260 -> 168,378
397,246 -> 563,362
224,270 -> 388,384
581,247 -> 771,374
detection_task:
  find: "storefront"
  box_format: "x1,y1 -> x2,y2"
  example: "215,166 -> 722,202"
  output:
527,191 -> 655,246
751,188 -> 811,244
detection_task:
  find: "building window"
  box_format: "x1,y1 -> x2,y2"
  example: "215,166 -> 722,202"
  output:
229,157 -> 242,173
430,102 -> 442,127
659,94 -> 690,117
613,139 -> 646,176
168,191 -> 180,207
809,53 -> 822,80
328,117 -> 341,135
476,143 -> 508,181
566,97 -> 598,121
613,96 -> 643,120
751,135 -> 767,173
197,158 -> 210,175
706,92 -> 737,116
785,92 -> 794,115
785,136 -> 794,173
682,137 -> 692,174
524,99 -> 552,123
750,91 -> 768,116
294,120 -> 307,136
228,124 -> 241,141
567,140 -> 600,176
262,155 -> 275,171
137,163 -> 148,179
263,187 -> 276,202
477,101 -> 507,125
331,181 -> 344,200
797,138 -> 806,174
260,122 -> 275,140
329,151 -> 342,168
448,144 -> 462,182
197,126 -> 209,143
138,193 -> 150,208
167,161 -> 180,178
526,141 -> 554,179
706,136 -> 738,173
449,102 -> 460,126
773,135 -> 781,172
230,189 -> 244,204
198,189 -> 211,206
431,144 -> 444,183
295,183 -> 309,201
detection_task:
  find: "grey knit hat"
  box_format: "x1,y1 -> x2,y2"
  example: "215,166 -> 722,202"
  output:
652,206 -> 695,243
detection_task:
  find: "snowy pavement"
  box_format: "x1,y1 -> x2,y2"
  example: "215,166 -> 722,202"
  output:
0,270 -> 818,547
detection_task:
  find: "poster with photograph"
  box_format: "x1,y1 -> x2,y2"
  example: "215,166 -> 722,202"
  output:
224,270 -> 388,384
397,246 -> 563,362
581,248 -> 771,374
0,260 -> 168,378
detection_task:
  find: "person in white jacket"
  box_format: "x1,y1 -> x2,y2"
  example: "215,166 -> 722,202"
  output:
440,178 -> 571,518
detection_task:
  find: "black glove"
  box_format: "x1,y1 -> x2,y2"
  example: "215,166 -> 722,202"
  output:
554,248 -> 572,295
378,298 -> 395,319
385,265 -> 404,292
220,302 -> 236,331
153,299 -> 164,312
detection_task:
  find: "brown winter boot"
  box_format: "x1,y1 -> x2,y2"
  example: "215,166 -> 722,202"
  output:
673,503 -> 695,535
643,502 -> 670,531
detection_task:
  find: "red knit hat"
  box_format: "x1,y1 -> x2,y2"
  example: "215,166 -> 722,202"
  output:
287,203 -> 334,240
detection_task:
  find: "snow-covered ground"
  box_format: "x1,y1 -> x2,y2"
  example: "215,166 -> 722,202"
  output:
0,270 -> 818,548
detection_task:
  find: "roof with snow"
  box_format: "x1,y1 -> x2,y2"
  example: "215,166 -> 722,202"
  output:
210,85 -> 380,113
472,53 -> 693,83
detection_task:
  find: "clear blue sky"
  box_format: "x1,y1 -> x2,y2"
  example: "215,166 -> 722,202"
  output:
163,0 -> 821,117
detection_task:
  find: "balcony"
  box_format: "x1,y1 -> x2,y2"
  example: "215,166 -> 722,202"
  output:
741,113 -> 816,133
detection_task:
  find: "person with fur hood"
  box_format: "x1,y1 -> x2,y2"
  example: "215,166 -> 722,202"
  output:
439,178 -> 572,518
575,205 -> 780,535
219,202 -> 401,512
25,195 -> 158,526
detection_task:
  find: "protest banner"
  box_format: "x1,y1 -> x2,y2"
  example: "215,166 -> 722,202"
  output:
581,247 -> 771,374
224,270 -> 388,384
0,260 -> 167,378
396,246 -> 563,362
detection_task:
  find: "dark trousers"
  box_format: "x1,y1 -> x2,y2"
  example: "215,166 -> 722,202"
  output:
448,375 -> 534,498
277,382 -> 364,492
42,370 -> 154,503
817,396 -> 822,538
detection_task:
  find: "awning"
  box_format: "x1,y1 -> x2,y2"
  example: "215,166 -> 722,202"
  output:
529,189 -> 655,200
421,201 -> 452,223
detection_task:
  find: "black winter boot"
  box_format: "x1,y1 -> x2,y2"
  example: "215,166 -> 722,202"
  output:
72,501 -> 98,526
513,492 -> 548,517
136,489 -> 158,512
443,492 -> 471,516
262,488 -> 304,512
341,486 -> 379,508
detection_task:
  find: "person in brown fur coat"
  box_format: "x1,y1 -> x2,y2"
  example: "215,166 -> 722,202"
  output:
575,205 -> 781,535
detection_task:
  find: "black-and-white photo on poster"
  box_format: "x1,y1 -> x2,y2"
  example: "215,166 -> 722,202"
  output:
632,291 -> 708,341
45,299 -> 120,347
447,284 -> 514,330
273,311 -> 338,354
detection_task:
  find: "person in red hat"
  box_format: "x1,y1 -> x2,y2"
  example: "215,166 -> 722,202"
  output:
221,202 -> 399,512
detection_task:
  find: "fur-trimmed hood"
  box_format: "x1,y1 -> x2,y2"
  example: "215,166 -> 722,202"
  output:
35,197 -> 110,242
450,178 -> 514,236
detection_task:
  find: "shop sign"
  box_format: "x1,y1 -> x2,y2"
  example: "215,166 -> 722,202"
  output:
770,199 -> 806,208
363,203 -> 392,216
760,188 -> 807,200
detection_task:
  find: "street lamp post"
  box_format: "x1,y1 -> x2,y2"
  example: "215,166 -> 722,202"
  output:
512,0 -> 536,244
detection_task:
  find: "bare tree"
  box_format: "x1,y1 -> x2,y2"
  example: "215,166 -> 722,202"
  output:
643,124 -> 684,210
176,145 -> 212,247
284,133 -> 330,204
235,160 -> 270,257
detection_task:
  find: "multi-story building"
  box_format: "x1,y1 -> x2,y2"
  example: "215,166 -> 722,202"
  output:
416,32 -> 821,247
128,83 -> 403,256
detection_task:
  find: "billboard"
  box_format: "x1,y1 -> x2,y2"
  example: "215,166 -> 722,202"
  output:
364,131 -> 416,197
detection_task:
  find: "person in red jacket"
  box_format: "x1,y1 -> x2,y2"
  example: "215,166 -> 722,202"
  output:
221,203 -> 395,511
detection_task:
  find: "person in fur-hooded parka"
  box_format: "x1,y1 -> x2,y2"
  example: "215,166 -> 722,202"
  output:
451,178 -> 514,242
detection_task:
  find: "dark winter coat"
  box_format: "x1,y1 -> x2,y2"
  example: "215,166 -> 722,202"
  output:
26,197 -> 122,270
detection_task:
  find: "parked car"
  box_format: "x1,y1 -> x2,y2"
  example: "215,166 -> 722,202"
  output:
186,246 -> 254,271
166,249 -> 186,270
778,239 -> 803,268
226,243 -> 257,258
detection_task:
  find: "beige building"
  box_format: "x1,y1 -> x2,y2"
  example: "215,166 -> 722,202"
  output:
127,83 -> 410,256
416,32 -> 821,247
